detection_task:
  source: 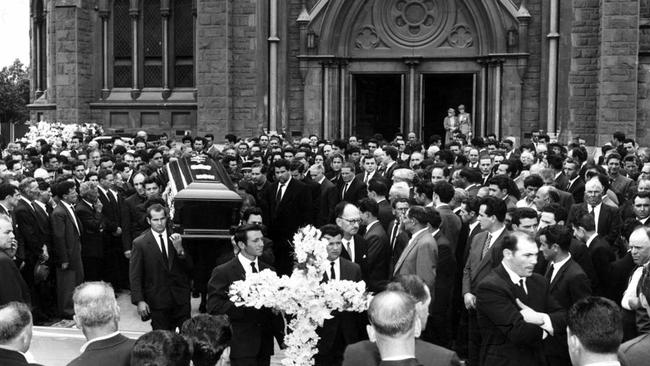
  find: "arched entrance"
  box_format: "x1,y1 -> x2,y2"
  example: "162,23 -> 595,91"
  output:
301,0 -> 527,141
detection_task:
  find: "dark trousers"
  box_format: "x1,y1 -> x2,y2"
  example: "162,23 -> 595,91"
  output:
82,257 -> 103,282
230,357 -> 271,366
56,266 -> 84,318
467,309 -> 482,366
150,302 -> 191,331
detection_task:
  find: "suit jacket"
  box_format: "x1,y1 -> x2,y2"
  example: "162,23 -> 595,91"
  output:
362,221 -> 391,292
51,203 -> 83,269
431,230 -> 456,317
261,178 -> 311,242
129,230 -> 193,310
67,333 -> 135,366
566,177 -> 585,204
377,199 -> 394,232
393,229 -> 438,291
476,265 -> 566,366
554,172 -> 570,193
0,251 -> 30,305
14,198 -> 45,264
436,205 -> 461,255
567,203 -> 622,248
388,220 -> 410,273
339,177 -> 368,205
462,228 -> 509,295
619,333 -> 650,366
586,235 -> 616,298
316,177 -> 338,227
206,257 -> 283,359
75,200 -> 104,258
0,348 -> 42,366
610,174 -> 636,204
98,188 -> 122,236
121,193 -> 147,252
382,162 -> 399,183
318,258 -> 363,356
301,177 -> 320,226
547,258 -> 592,310
555,189 -> 575,210
342,339 -> 460,366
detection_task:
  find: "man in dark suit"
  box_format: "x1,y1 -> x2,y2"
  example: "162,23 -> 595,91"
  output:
393,206 -> 438,294
261,159 -> 312,275
343,275 -> 460,366
207,224 -> 284,366
0,302 -> 42,366
367,178 -> 393,232
572,213 -> 616,299
309,163 -> 338,227
462,197 -> 508,366
129,203 -> 193,331
0,184 -> 18,218
339,162 -> 368,205
97,169 -> 128,290
121,172 -> 148,259
619,268 -> 650,365
537,225 -> 592,366
69,282 -> 135,366
335,202 -> 373,290
358,199 -> 390,293
51,180 -> 84,319
387,199 -> 411,273
0,215 -> 30,306
432,181 -> 462,256
567,177 -> 622,251
379,146 -> 400,185
607,153 -> 636,204
476,232 -> 566,366
291,161 -> 320,225
316,225 -> 363,366
75,183 -> 105,282
563,158 -> 585,204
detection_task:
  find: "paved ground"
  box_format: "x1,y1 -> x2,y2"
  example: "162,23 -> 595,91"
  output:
30,291 -> 285,365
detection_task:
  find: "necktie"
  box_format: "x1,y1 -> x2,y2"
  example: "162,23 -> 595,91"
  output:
108,190 -> 118,207
518,279 -> 527,294
344,240 -> 353,262
250,261 -> 258,273
481,232 -> 492,259
342,183 -> 350,200
390,224 -> 399,249
330,261 -> 336,280
364,173 -> 369,184
159,234 -> 169,268
276,183 -> 284,203
545,263 -> 554,283
588,205 -> 593,213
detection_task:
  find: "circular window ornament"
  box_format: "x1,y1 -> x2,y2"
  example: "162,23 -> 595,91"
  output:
374,0 -> 455,48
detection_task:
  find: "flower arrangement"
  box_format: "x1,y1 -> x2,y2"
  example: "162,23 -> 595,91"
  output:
229,226 -> 371,366
19,121 -> 104,148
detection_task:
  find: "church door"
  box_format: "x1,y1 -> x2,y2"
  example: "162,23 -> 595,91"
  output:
422,73 -> 475,142
353,74 -> 403,141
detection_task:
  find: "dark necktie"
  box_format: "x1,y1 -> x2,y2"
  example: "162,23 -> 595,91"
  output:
276,183 -> 284,204
250,261 -> 258,273
108,190 -> 118,208
159,234 -> 169,268
518,279 -> 527,294
390,224 -> 399,249
481,232 -> 492,259
330,261 -> 336,280
342,183 -> 350,200
545,263 -> 554,283
364,173 -> 369,184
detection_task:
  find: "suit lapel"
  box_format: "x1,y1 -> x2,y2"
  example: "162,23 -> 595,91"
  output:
64,204 -> 81,236
394,230 -> 424,274
550,260 -> 570,290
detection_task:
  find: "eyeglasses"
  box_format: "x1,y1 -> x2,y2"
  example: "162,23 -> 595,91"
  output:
339,217 -> 362,225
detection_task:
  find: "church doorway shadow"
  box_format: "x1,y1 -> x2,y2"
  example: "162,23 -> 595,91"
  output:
422,73 -> 475,144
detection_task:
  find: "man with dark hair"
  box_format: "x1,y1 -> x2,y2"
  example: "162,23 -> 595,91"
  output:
511,207 -> 538,237
96,169 -> 127,290
339,162 -> 367,204
457,168 -> 482,198
567,297 -> 623,366
487,175 -> 518,209
0,215 -> 30,306
462,196 -> 508,366
130,204 -> 192,330
69,282 -> 135,366
366,178 -> 392,231
0,302 -> 40,366
607,153 -> 636,204
564,158 -> 585,204
261,159 -> 311,275
51,180 -> 84,319
131,330 -> 191,366
343,275 -> 460,366
572,213 -> 616,299
0,184 -> 19,216
121,172 -> 148,259
75,182 -> 105,282
315,224 -> 363,366
476,232 -> 565,366
180,314 -> 232,366
380,146 -> 399,183
358,198 -> 390,293
393,206 -> 438,294
432,181 -> 462,256
517,174 -> 544,210
207,224 -> 284,366
388,199 -> 411,273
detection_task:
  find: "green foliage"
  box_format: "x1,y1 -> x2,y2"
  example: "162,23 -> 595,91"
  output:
0,59 -> 30,123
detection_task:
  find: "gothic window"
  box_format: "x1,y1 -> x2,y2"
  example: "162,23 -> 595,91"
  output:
33,0 -> 47,95
111,0 -> 195,90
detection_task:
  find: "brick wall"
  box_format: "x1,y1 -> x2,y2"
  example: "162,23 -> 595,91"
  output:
567,0 -> 601,143
521,0 -> 542,134
286,0 -> 305,134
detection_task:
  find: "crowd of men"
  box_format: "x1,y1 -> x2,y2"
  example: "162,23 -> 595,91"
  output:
1,128 -> 650,366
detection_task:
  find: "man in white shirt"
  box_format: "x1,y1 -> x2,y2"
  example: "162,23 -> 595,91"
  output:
0,302 -> 38,366
621,226 -> 650,331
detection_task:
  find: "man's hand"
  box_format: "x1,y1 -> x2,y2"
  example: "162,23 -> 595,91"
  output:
464,293 -> 477,310
516,299 -> 544,325
124,250 -> 132,259
61,262 -> 69,270
94,201 -> 103,213
137,301 -> 150,319
170,233 -> 184,254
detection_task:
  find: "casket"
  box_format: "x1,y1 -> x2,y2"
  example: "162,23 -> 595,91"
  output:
169,154 -> 242,239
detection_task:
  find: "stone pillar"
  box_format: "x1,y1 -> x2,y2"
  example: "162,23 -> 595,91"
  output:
196,0 -> 230,135
597,0 -> 640,145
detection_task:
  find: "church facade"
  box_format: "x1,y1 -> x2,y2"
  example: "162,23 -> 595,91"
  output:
28,0 -> 650,145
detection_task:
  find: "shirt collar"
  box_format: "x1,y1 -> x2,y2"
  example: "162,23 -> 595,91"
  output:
80,331 -> 121,353
553,253 -> 572,270
490,225 -> 506,242
151,229 -> 168,240
431,228 -> 440,238
469,221 -> 480,232
0,203 -> 10,213
238,252 -> 259,270
502,262 -> 525,286
586,232 -> 598,248
640,217 -> 650,225
82,199 -> 94,208
317,177 -> 325,184
366,220 -> 379,232
97,185 -> 108,195
34,200 -> 47,210
61,200 -> 75,211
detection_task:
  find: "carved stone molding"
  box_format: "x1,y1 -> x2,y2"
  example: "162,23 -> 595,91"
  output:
354,25 -> 380,50
448,24 -> 473,48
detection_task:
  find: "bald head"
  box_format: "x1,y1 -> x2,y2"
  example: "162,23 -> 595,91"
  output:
0,302 -> 32,352
73,281 -> 120,330
368,291 -> 417,337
